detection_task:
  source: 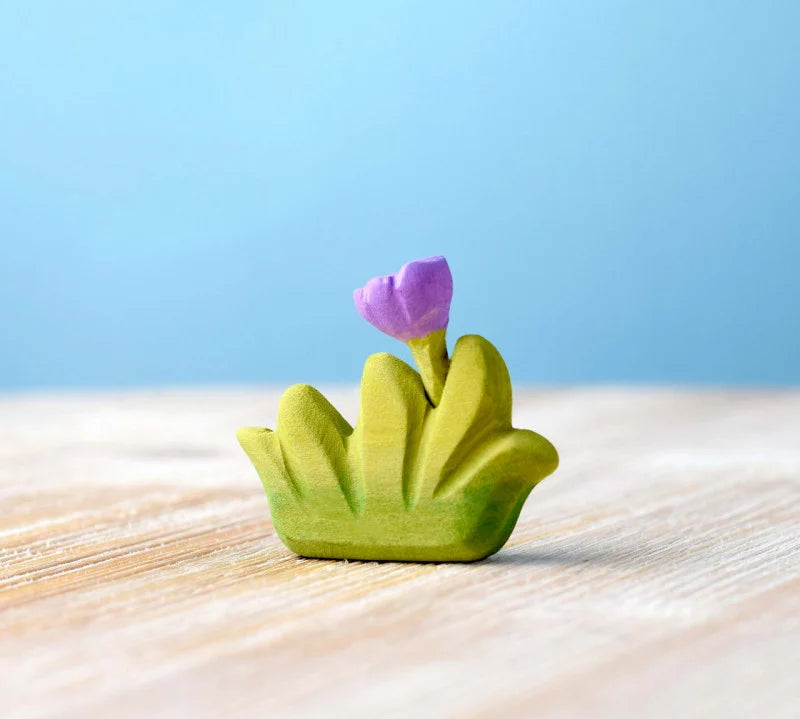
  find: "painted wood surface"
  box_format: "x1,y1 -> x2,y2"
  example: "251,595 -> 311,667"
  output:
1,387 -> 798,718
238,337 -> 558,561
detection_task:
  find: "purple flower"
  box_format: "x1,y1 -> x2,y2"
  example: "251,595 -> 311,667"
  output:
353,256 -> 453,342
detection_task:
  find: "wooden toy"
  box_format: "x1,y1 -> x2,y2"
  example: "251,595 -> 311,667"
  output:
237,256 -> 558,561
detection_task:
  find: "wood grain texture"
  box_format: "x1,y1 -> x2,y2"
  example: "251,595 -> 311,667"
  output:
1,387 -> 798,719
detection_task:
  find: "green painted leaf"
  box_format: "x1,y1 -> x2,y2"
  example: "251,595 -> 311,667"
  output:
237,335 -> 558,562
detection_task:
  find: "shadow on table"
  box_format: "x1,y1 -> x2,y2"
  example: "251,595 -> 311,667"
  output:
487,544 -> 632,567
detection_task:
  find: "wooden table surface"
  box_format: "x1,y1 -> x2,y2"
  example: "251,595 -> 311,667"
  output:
1,387 -> 798,718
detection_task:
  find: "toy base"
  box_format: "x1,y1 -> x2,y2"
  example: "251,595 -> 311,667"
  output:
282,538 -> 499,563
269,485 -> 531,563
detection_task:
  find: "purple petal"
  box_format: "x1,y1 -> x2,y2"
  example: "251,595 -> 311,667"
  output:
353,256 -> 453,342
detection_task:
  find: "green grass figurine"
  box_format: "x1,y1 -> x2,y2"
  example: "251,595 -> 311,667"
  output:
237,256 -> 558,562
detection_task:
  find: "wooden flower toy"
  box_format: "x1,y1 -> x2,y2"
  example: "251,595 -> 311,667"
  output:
237,256 -> 558,562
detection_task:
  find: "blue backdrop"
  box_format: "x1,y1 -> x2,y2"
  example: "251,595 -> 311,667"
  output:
1,2 -> 798,389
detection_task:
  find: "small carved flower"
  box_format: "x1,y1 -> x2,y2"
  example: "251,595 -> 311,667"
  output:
236,253 -> 560,561
353,255 -> 453,406
353,256 -> 453,342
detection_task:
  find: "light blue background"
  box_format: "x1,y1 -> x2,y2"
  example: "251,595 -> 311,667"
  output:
1,2 -> 798,389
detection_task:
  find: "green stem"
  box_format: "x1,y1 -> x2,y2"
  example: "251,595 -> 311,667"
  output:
407,328 -> 450,407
